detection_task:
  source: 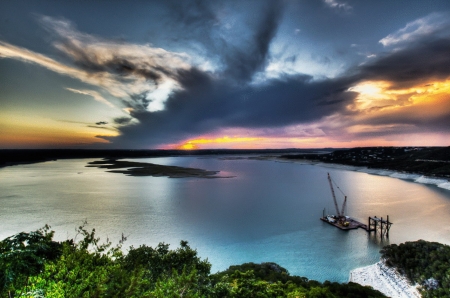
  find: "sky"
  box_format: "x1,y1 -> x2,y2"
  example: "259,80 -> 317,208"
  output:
1,0 -> 450,149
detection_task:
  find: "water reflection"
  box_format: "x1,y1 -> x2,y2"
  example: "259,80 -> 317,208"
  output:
368,233 -> 391,247
1,157 -> 450,282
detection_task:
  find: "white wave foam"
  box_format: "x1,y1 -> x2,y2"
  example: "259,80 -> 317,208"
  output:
438,182 -> 450,191
415,176 -> 446,185
306,160 -> 450,192
354,169 -> 450,191
389,172 -> 421,180
414,176 -> 450,190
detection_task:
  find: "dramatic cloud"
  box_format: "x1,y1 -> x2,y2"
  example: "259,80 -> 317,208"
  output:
101,13 -> 450,148
332,29 -> 450,140
0,17 -> 192,113
360,38 -> 450,88
379,12 -> 450,47
103,69 -> 357,147
2,3 -> 450,149
221,2 -> 283,82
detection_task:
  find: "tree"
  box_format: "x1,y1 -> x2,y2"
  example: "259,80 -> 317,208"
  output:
0,225 -> 61,297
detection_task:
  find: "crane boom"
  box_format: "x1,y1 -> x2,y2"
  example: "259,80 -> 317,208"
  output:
327,173 -> 341,217
340,196 -> 347,217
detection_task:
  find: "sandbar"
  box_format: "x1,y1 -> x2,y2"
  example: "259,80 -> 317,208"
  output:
87,159 -> 232,178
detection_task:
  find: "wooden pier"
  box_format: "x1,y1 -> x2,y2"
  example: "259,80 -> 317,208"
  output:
367,216 -> 392,238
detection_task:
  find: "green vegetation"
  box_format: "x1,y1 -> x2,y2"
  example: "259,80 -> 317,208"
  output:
381,240 -> 450,297
0,225 -> 387,297
212,263 -> 385,298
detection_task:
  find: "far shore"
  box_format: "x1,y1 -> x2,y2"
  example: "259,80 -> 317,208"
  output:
279,147 -> 450,181
0,148 -> 310,169
1,148 -> 448,190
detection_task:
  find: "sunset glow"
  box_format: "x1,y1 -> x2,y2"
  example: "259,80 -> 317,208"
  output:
1,1 -> 449,149
174,137 -> 264,150
0,114 -> 117,148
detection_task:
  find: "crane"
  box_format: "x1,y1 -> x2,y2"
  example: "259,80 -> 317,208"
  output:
327,173 -> 348,225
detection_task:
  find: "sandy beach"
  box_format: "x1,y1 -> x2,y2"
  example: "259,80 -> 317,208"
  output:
349,261 -> 421,298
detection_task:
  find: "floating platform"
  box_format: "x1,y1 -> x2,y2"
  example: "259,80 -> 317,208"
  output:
320,216 -> 368,231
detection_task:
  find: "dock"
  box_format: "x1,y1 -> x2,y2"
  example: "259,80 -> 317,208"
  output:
320,216 -> 367,230
320,215 -> 392,237
320,173 -> 392,237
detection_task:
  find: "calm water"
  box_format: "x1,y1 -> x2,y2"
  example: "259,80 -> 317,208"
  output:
1,156 -> 450,283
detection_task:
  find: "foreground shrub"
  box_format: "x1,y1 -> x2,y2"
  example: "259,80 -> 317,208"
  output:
1,225 -> 388,297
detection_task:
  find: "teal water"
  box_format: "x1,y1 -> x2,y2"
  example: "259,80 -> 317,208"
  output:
1,156 -> 450,282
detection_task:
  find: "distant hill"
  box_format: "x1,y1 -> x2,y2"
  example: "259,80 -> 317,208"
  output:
281,147 -> 450,179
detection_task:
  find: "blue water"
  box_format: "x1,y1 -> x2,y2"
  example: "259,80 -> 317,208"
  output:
1,156 -> 450,282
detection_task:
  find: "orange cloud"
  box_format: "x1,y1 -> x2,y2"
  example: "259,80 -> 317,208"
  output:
348,79 -> 450,114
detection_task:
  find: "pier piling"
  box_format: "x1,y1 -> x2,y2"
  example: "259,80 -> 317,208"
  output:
368,215 -> 392,238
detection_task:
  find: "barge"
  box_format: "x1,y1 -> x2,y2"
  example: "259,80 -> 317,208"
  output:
320,215 -> 367,230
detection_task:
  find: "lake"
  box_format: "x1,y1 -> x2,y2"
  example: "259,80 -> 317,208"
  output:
1,156 -> 450,283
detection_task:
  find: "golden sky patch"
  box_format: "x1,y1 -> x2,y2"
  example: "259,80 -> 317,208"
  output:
348,79 -> 450,117
0,114 -> 118,148
173,136 -> 264,150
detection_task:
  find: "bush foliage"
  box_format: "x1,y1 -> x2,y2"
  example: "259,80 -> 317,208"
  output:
1,224 -> 387,297
381,239 -> 450,297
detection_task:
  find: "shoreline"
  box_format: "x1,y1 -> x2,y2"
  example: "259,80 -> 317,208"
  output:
276,158 -> 450,191
349,261 -> 420,298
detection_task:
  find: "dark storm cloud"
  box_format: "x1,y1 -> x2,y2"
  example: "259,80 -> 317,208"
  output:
163,0 -> 284,82
106,24 -> 450,147
4,2 -> 448,148
358,37 -> 450,89
222,1 -> 284,82
167,0 -> 218,30
114,117 -> 132,125
95,121 -> 108,125
106,68 -> 358,147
